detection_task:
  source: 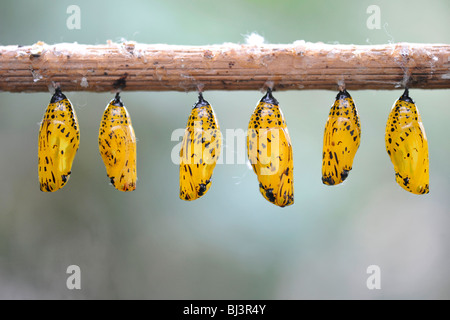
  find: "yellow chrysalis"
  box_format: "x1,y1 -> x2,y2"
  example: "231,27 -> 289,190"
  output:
322,89 -> 361,185
98,93 -> 137,192
247,89 -> 294,207
179,93 -> 222,201
385,89 -> 429,194
38,88 -> 80,192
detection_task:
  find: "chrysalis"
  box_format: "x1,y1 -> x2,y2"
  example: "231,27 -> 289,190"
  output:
179,93 -> 222,200
38,88 -> 80,192
385,89 -> 429,194
98,93 -> 137,192
247,89 -> 294,207
322,89 -> 361,185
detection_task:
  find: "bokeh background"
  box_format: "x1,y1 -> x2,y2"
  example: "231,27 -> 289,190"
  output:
0,0 -> 449,299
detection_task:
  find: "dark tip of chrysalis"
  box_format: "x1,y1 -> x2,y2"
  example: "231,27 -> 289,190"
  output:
322,176 -> 335,186
193,92 -> 209,108
50,87 -> 66,103
260,88 -> 279,105
112,92 -> 124,106
336,89 -> 351,100
399,88 -> 414,103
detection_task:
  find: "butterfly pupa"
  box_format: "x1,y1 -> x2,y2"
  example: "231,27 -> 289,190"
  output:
38,88 -> 80,192
98,93 -> 137,192
179,93 -> 222,201
247,89 -> 294,207
322,89 -> 361,186
385,89 -> 429,194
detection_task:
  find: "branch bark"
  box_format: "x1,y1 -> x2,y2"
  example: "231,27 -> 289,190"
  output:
0,41 -> 449,92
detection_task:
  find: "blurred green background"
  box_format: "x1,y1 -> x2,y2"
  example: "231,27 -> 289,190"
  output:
0,0 -> 449,299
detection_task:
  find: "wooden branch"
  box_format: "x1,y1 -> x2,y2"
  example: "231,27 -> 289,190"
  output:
0,41 -> 449,92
